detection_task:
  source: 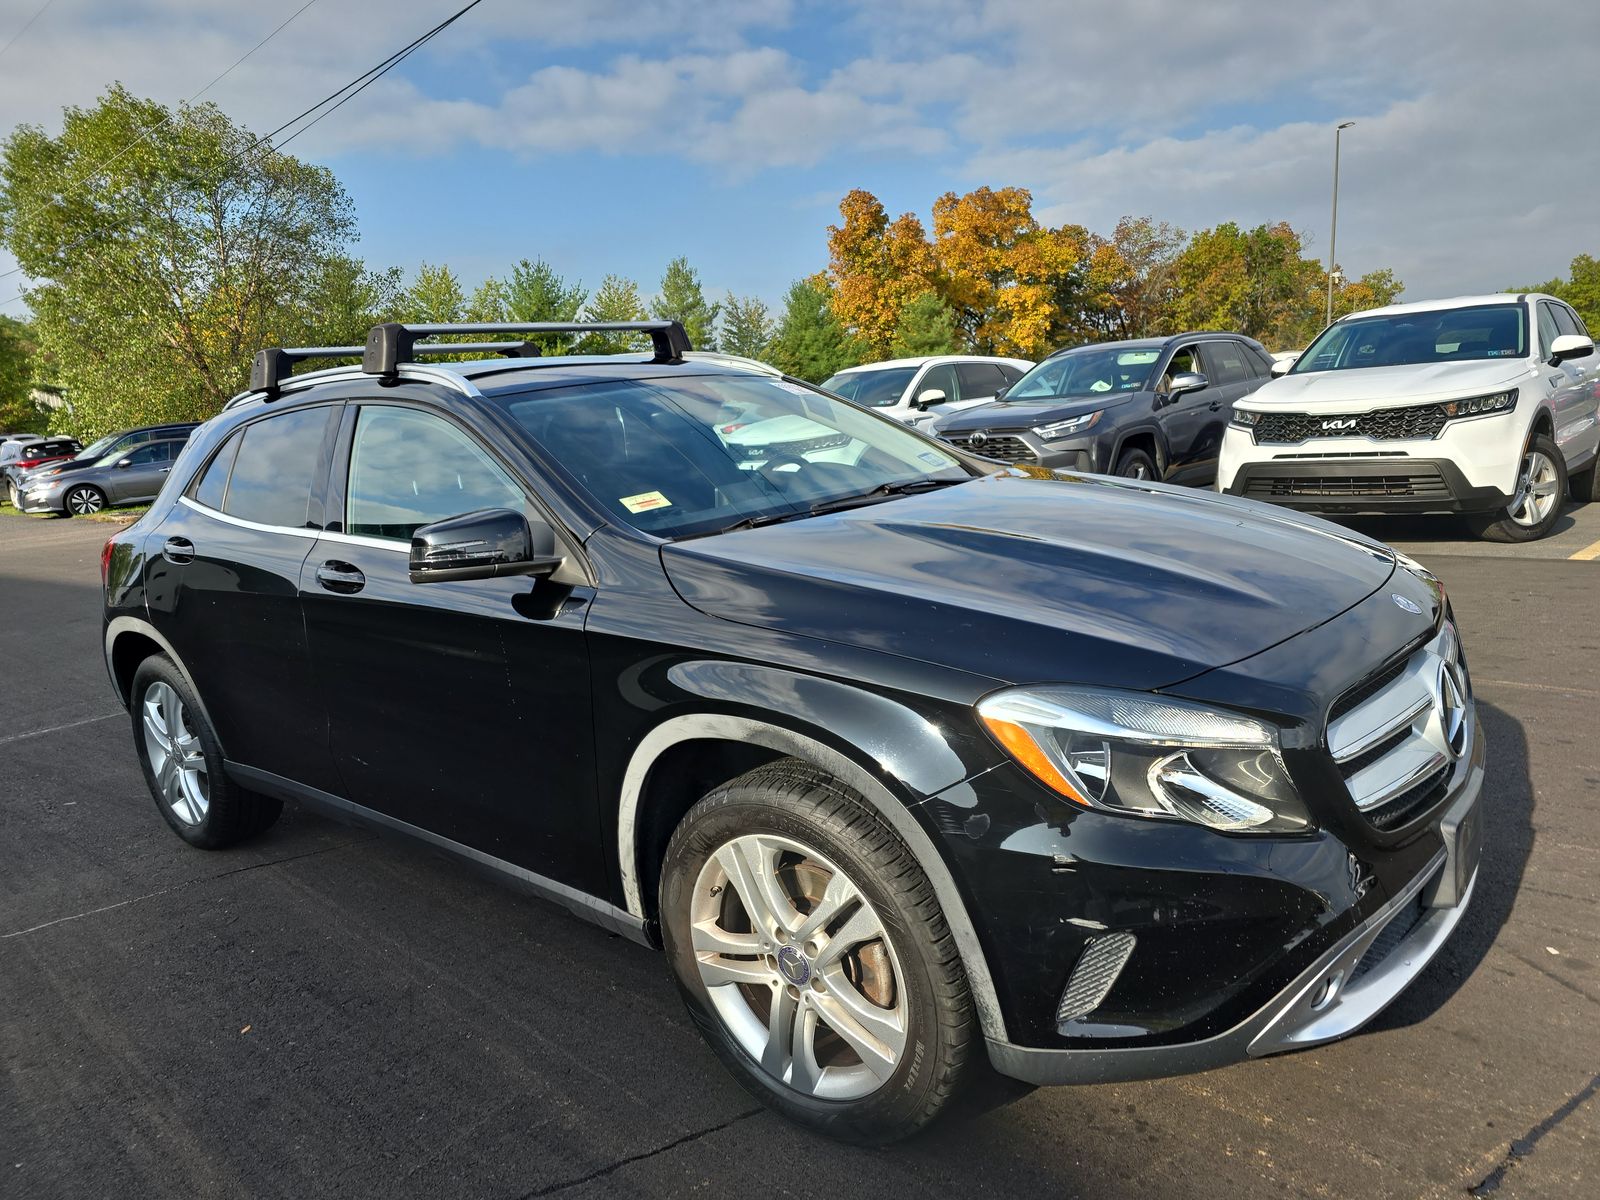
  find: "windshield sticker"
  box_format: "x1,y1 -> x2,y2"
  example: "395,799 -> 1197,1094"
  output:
620,491 -> 672,514
772,380 -> 814,395
917,450 -> 949,466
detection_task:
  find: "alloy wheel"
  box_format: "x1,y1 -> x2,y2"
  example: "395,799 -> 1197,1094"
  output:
67,487 -> 104,515
142,681 -> 209,825
1123,462 -> 1152,480
1508,449 -> 1559,527
690,833 -> 907,1101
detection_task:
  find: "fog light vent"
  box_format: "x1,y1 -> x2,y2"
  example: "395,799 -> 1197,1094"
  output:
1056,932 -> 1137,1023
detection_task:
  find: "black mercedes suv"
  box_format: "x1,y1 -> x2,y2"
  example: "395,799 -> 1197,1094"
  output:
933,332 -> 1274,484
101,321 -> 1485,1143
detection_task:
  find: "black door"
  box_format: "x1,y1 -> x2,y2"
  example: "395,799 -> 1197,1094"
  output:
1155,343 -> 1209,479
298,401 -> 603,892
144,403 -> 343,793
1187,341 -> 1254,484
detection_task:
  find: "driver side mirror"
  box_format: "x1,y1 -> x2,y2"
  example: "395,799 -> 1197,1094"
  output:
1551,333 -> 1595,364
409,508 -> 564,584
992,383 -> 1010,401
1270,358 -> 1295,377
914,387 -> 947,410
1165,371 -> 1208,399
115,458 -> 134,469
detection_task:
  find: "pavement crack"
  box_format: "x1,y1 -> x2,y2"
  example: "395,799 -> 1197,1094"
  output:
1506,949 -> 1600,1008
1467,1072 -> 1600,1194
0,837 -> 375,940
0,711 -> 123,747
511,1108 -> 763,1198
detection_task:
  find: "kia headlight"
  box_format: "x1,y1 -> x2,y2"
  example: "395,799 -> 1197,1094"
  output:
978,687 -> 1312,834
1440,389 -> 1517,419
1033,411 -> 1101,440
1230,409 -> 1262,429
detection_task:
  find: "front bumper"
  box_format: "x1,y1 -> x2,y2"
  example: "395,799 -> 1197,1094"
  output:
17,487 -> 65,514
1222,456 -> 1510,514
936,428 -> 1100,471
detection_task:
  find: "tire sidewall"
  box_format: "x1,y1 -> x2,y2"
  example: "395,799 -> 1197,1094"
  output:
660,785 -> 950,1141
1116,448 -> 1156,480
65,485 -> 103,517
1475,433 -> 1567,542
130,655 -> 232,848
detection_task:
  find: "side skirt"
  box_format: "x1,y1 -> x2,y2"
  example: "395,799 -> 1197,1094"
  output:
226,761 -> 652,947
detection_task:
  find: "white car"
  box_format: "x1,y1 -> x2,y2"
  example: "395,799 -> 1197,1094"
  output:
821,355 -> 1033,427
1219,293 -> 1599,541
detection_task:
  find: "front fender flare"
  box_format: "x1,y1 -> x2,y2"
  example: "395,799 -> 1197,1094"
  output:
618,701 -> 1010,1042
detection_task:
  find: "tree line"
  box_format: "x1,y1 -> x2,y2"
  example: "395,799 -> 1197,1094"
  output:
1,87 -> 1593,439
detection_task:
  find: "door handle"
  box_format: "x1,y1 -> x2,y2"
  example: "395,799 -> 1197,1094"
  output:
158,467 -> 172,474
162,536 -> 194,564
1208,399 -> 1223,411
315,560 -> 366,594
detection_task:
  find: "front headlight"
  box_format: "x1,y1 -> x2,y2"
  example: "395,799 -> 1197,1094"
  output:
1230,410 -> 1262,429
1033,411 -> 1101,439
978,686 -> 1312,834
1441,388 -> 1517,419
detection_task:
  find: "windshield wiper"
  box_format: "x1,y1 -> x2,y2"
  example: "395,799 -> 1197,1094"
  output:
675,510 -> 812,540
802,475 -> 966,516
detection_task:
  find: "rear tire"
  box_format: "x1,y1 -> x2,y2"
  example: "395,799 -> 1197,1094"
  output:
63,484 -> 105,517
130,655 -> 282,849
659,760 -> 974,1144
1114,447 -> 1158,480
1465,434 -> 1566,542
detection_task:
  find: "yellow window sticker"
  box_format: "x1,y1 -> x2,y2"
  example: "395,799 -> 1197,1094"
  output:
620,491 -> 672,514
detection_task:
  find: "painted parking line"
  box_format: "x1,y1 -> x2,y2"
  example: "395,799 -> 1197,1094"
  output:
1568,537 -> 1600,561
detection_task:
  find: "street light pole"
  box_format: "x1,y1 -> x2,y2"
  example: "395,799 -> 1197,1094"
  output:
1325,121 -> 1355,328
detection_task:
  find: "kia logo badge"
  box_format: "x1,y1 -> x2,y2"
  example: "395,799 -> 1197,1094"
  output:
1321,418 -> 1359,430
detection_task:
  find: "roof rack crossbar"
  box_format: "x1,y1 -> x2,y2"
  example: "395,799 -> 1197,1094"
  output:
250,346 -> 366,395
362,320 -> 691,376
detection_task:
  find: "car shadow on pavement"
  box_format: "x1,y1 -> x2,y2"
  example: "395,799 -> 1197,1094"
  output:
1358,698 -> 1531,1034
1342,506 -> 1579,545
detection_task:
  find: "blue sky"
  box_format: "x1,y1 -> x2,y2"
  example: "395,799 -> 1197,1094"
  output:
3,0 -> 1599,319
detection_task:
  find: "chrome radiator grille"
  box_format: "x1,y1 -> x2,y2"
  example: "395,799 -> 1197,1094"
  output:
1327,623 -> 1471,829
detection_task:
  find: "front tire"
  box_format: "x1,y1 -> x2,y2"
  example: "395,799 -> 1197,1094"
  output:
1465,434 -> 1566,542
64,484 -> 105,516
660,761 -> 974,1144
1569,454 -> 1600,504
1115,447 -> 1157,480
130,655 -> 282,849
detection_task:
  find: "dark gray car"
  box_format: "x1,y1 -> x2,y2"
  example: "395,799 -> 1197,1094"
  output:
17,437 -> 188,516
932,333 -> 1275,485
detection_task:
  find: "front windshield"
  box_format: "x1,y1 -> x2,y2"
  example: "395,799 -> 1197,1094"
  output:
820,366 -> 917,408
1007,346 -> 1161,399
74,434 -> 117,461
502,373 -> 972,538
1293,303 -> 1528,373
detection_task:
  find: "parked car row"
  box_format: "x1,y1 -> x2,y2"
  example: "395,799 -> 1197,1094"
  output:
6,422 -> 198,515
892,293 -> 1598,542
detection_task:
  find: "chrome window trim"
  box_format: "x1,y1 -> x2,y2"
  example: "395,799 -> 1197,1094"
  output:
176,495 -> 408,553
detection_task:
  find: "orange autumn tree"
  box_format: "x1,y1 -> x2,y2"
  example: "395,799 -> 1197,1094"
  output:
825,189 -> 938,358
931,186 -> 1088,358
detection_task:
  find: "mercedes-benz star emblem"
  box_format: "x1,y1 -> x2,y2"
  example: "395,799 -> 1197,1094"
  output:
1435,658 -> 1469,759
1391,593 -> 1423,615
776,945 -> 811,986
969,430 -> 989,448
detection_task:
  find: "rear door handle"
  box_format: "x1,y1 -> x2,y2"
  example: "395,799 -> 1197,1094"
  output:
162,536 -> 194,564
315,560 -> 366,594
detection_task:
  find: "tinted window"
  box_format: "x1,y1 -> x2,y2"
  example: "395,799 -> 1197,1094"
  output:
1553,305 -> 1583,338
955,362 -> 1004,397
224,406 -> 336,528
1161,346 -> 1201,389
1537,303 -> 1560,356
999,364 -> 1027,383
918,363 -> 958,403
123,442 -> 168,466
1293,303 -> 1529,373
820,367 -> 917,408
346,406 -> 526,541
190,433 -> 239,510
1010,346 -> 1160,399
1204,342 -> 1250,385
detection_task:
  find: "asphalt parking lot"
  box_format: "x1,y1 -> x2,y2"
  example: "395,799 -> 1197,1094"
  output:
1,506 -> 1596,1199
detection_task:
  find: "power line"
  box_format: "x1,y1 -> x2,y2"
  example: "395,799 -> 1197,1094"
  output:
0,0 -> 57,63
0,0 -> 487,307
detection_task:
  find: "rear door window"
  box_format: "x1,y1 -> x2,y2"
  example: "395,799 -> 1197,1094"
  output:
189,433 -> 240,510
917,363 -> 959,404
1203,342 -> 1250,385
223,406 -> 338,528
955,362 -> 1005,397
345,406 -> 526,541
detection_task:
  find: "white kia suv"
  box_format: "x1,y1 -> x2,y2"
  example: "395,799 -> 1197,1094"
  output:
1219,294 -> 1600,541
822,355 -> 1034,427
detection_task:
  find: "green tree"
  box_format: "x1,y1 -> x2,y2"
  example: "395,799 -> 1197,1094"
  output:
720,294 -> 775,360
0,85 -> 358,437
1519,254 -> 1600,335
889,291 -> 958,357
506,258 -> 586,351
651,256 -> 720,350
1169,221 -> 1322,346
400,262 -> 465,322
466,275 -> 511,323
769,277 -> 859,382
577,273 -> 647,354
0,315 -> 47,433
293,255 -> 403,348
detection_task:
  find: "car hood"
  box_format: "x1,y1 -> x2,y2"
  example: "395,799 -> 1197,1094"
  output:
936,393 -> 1138,433
1243,359 -> 1530,411
662,472 -> 1396,691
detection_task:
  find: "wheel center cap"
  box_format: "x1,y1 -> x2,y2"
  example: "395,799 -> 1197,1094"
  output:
776,945 -> 811,986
